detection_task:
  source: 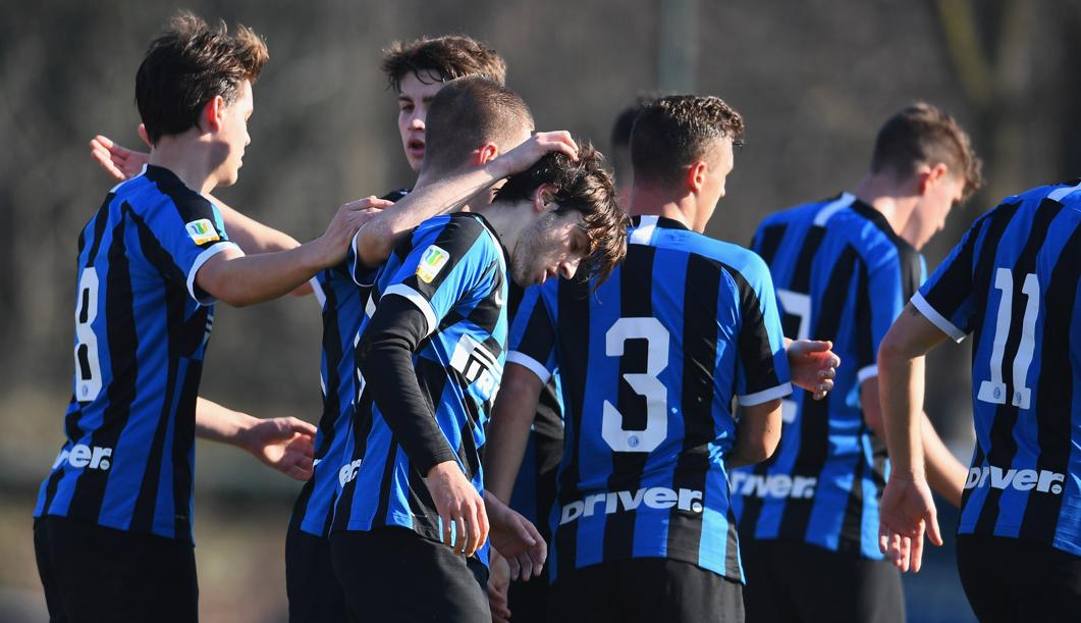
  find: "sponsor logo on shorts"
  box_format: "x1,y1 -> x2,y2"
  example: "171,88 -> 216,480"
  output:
185,218 -> 221,245
964,465 -> 1064,495
729,472 -> 817,499
339,458 -> 362,487
559,486 -> 704,525
416,245 -> 450,284
52,444 -> 112,471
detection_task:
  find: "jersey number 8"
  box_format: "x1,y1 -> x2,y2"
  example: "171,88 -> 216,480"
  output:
74,268 -> 103,402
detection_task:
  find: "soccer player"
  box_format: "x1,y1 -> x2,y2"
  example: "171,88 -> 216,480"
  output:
730,103 -> 982,623
609,95 -> 655,211
329,77 -> 628,622
32,13 -> 375,621
877,177 -> 1081,621
483,95 -> 837,623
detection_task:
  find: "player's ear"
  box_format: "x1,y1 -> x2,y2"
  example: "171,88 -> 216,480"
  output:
474,142 -> 499,166
686,160 -> 708,194
199,95 -> 227,134
915,163 -> 948,195
531,184 -> 556,213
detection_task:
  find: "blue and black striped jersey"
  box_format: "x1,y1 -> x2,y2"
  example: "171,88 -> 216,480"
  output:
731,192 -> 925,559
332,213 -> 508,565
508,215 -> 792,583
35,164 -> 239,542
290,189 -> 408,538
913,180 -> 1081,557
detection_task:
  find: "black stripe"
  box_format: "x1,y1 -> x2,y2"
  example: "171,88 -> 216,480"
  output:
372,437 -> 400,529
839,259 -> 874,552
790,227 -> 825,293
728,262 -> 784,397
315,271 -> 344,462
602,244 -> 655,562
1020,220 -> 1081,542
172,360 -> 199,539
778,245 -> 859,540
408,214 -> 487,300
67,213 -> 139,522
667,253 -> 721,562
330,390 -> 375,534
554,277 -> 591,579
754,224 -> 787,267
975,199 -> 1062,536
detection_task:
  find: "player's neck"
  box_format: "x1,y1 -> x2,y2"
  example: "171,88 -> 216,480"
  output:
852,173 -> 919,242
626,184 -> 697,231
148,134 -> 220,194
473,201 -> 530,250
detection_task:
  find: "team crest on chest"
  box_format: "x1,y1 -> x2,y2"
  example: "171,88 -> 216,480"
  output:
416,245 -> 450,283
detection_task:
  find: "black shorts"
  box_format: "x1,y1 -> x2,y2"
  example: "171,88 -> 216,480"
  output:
33,515 -> 198,623
507,573 -> 549,623
957,534 -> 1081,623
740,539 -> 903,623
285,521 -> 346,623
330,526 -> 490,623
547,557 -> 744,623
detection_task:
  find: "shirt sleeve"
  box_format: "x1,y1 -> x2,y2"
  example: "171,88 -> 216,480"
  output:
911,217 -> 984,343
147,194 -> 240,305
507,284 -> 558,383
734,253 -> 793,406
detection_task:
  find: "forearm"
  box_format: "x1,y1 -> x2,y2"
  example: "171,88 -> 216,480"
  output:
195,397 -> 257,449
359,300 -> 457,474
199,243 -> 327,307
211,196 -> 301,254
356,161 -> 506,267
484,369 -> 544,503
921,412 -> 967,507
878,348 -> 926,477
728,400 -> 782,469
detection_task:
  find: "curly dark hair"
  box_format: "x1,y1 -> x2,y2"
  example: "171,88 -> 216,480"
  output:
381,35 -> 506,92
495,143 -> 629,284
871,102 -> 983,201
630,95 -> 745,187
136,11 -> 269,144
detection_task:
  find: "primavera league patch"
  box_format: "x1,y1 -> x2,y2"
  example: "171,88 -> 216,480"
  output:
416,245 -> 450,284
185,219 -> 220,245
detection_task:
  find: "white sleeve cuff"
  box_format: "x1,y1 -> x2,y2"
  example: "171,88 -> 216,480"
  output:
910,292 -> 966,343
383,283 -> 437,337
507,351 -> 552,383
186,241 -> 241,306
309,276 -> 326,310
857,365 -> 879,384
738,382 -> 793,407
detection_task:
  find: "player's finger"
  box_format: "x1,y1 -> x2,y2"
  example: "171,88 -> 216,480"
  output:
925,507 -> 944,547
286,464 -> 309,481
506,554 -> 522,581
879,525 -> 890,555
295,454 -> 314,472
900,535 -> 912,573
285,417 -> 317,436
455,513 -> 470,556
477,502 -> 490,552
911,527 -> 925,573
442,514 -> 455,550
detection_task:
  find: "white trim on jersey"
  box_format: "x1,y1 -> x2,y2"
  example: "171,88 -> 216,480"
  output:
630,215 -> 659,246
186,241 -> 242,306
910,291 -> 967,343
1048,180 -> 1081,202
383,283 -> 438,337
109,163 -> 148,194
507,350 -> 552,384
310,276 -> 326,309
857,364 -> 879,384
738,381 -> 793,407
813,192 -> 856,227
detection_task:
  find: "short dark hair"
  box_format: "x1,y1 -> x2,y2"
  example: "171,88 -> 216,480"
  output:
630,95 -> 745,187
381,35 -> 506,92
871,102 -> 983,200
494,143 -> 628,284
422,76 -> 533,175
136,12 -> 269,144
610,95 -> 657,180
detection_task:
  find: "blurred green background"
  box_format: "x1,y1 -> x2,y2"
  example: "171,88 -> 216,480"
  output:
3,0 -> 1079,620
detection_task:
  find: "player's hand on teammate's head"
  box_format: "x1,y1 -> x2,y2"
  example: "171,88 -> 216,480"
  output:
495,130 -> 579,177
787,339 -> 840,400
241,416 -> 317,481
424,460 -> 490,557
484,492 -> 547,581
486,550 -> 512,623
878,472 -> 942,573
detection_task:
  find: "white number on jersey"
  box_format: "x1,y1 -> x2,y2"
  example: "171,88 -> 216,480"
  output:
776,289 -> 811,423
602,317 -> 670,453
978,268 -> 1039,409
74,268 -> 103,402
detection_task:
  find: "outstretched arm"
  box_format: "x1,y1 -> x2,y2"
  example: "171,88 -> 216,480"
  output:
195,397 -> 316,481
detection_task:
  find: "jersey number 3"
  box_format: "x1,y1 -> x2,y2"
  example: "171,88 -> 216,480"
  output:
603,317 -> 670,453
74,268 -> 103,402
